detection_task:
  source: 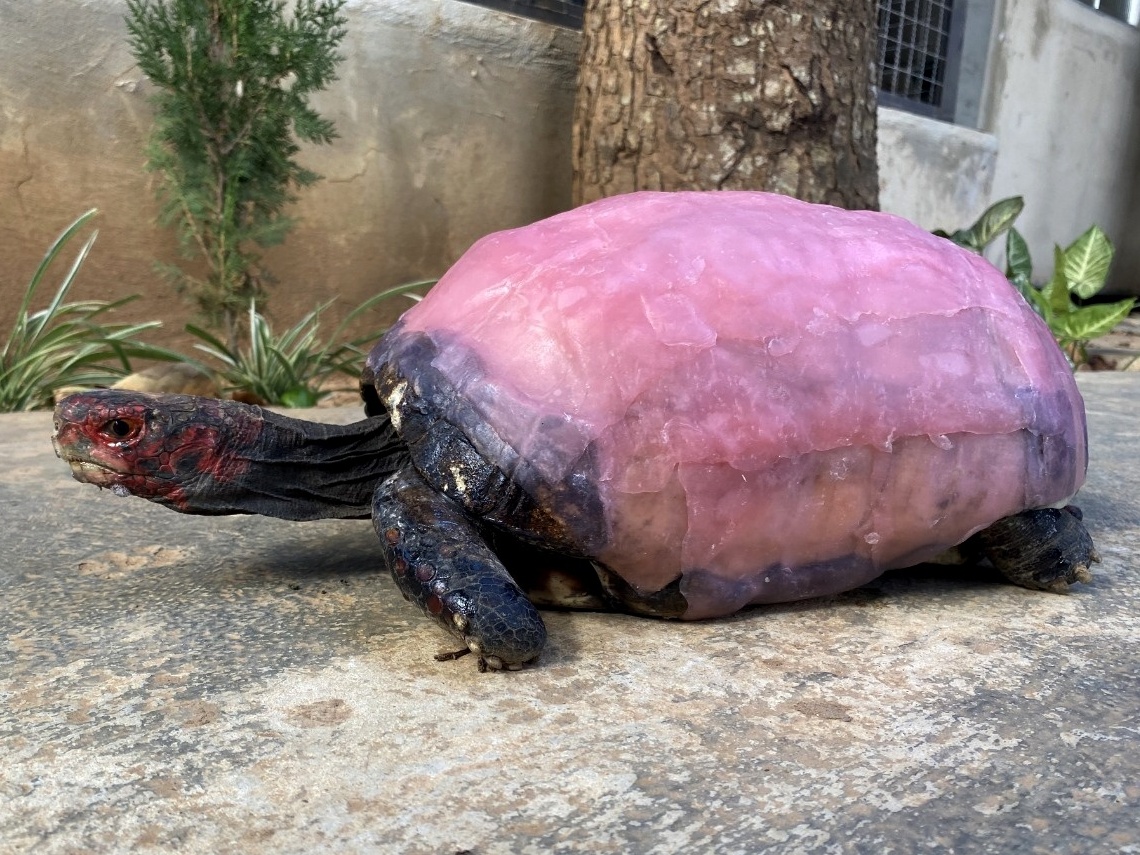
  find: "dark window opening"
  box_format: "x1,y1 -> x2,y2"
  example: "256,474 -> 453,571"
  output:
876,0 -> 966,121
1074,0 -> 1140,26
455,0 -> 584,28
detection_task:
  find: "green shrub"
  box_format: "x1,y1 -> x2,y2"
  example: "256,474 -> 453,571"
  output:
1009,225 -> 1133,366
126,0 -> 349,347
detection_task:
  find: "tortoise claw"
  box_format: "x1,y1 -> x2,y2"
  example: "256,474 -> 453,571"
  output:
434,647 -> 471,662
375,467 -> 547,672
433,645 -> 532,672
1044,563 -> 1092,593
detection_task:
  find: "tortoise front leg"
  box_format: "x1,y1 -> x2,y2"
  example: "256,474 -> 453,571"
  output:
976,506 -> 1099,593
372,465 -> 547,671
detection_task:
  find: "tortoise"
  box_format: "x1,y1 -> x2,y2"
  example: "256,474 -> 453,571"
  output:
53,191 -> 1097,671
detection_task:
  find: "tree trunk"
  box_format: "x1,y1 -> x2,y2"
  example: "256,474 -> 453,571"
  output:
573,0 -> 879,210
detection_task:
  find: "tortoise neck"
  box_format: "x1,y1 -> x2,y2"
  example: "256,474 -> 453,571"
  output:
187,404 -> 408,520
251,408 -> 408,519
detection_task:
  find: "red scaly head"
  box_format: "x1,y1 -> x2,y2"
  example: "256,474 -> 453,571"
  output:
53,390 -> 405,520
52,391 -> 262,514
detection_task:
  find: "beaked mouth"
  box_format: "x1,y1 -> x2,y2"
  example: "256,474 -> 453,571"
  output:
63,457 -> 122,487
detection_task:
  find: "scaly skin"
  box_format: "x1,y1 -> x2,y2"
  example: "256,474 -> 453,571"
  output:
52,390 -> 545,670
53,392 -> 261,512
51,389 -> 1100,673
53,391 -> 403,519
976,506 -> 1099,592
374,466 -> 546,671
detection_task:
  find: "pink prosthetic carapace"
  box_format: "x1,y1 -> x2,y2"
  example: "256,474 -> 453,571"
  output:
399,191 -> 1086,618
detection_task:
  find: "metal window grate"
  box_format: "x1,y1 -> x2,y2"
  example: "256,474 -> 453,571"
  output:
1075,0 -> 1140,27
876,0 -> 963,121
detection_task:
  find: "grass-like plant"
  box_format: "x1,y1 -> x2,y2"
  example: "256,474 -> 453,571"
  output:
186,282 -> 430,407
936,198 -> 1134,368
1,210 -> 176,413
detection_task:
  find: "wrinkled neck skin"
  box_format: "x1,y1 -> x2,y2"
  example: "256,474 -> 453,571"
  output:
211,405 -> 408,520
53,392 -> 408,521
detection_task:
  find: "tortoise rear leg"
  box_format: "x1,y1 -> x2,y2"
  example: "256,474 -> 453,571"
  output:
373,466 -> 546,671
976,506 -> 1100,593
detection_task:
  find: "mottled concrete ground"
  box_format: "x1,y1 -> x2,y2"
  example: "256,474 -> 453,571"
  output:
1087,315 -> 1140,371
3,375 -> 1139,854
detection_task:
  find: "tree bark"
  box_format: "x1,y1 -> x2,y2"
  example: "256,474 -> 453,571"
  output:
573,0 -> 880,210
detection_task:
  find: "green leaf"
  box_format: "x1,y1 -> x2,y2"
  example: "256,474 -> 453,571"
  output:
185,323 -> 231,355
1012,277 -> 1050,319
10,208 -> 98,329
1005,228 -> 1032,282
280,387 -> 320,408
1060,225 -> 1114,299
1052,299 -> 1135,344
1043,246 -> 1074,317
935,228 -> 981,252
337,280 -> 434,348
963,196 -> 1024,252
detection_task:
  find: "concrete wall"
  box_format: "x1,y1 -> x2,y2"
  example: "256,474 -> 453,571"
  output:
881,0 -> 1140,293
986,0 -> 1140,294
953,0 -> 1000,130
1,0 -> 1137,352
1114,77 -> 1140,297
877,108 -> 999,233
0,0 -> 579,347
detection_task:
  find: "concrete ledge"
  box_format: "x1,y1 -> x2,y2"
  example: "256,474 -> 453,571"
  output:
3,373 -> 1138,852
877,107 -> 999,232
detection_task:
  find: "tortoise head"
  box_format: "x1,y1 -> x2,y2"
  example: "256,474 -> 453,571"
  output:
53,390 -> 402,519
53,391 -> 266,514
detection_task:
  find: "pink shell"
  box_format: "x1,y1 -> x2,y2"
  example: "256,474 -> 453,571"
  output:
400,191 -> 1086,618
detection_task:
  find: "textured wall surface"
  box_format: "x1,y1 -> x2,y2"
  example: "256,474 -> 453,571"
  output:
985,0 -> 1140,291
877,107 -> 999,232
1,0 -> 1137,351
0,0 -> 579,348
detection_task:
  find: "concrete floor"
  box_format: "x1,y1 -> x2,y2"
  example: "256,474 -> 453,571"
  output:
3,374 -> 1139,854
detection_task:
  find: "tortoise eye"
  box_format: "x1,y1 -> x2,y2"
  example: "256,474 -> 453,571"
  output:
102,418 -> 138,441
